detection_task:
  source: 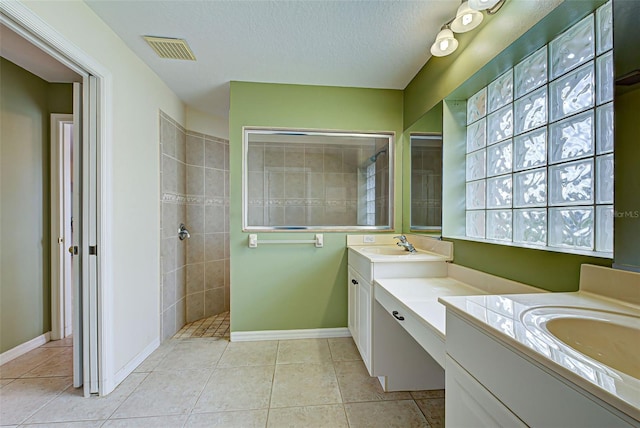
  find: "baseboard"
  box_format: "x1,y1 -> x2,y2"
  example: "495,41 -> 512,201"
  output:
111,338 -> 160,389
0,332 -> 51,365
230,327 -> 351,342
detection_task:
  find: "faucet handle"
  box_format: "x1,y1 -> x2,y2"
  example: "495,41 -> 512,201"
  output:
393,235 -> 407,242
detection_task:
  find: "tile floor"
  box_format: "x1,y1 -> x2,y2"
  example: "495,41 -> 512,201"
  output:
1,333 -> 444,427
173,312 -> 230,339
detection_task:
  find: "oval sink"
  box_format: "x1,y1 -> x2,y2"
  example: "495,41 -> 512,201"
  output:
522,307 -> 640,379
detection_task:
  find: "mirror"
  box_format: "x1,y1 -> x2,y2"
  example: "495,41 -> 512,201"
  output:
410,134 -> 442,231
403,102 -> 444,233
243,128 -> 394,231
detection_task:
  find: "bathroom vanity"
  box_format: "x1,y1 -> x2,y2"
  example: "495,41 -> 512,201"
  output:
440,265 -> 640,427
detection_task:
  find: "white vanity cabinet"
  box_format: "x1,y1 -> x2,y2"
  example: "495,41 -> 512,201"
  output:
445,311 -> 637,428
347,246 -> 448,378
348,267 -> 372,372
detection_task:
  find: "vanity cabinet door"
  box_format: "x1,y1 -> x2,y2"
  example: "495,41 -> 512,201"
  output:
446,355 -> 527,428
348,268 -> 359,341
357,278 -> 372,370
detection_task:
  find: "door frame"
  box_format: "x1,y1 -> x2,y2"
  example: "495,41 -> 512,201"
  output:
0,3 -> 115,395
50,113 -> 74,341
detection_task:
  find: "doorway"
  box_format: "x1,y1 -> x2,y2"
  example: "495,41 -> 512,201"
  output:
0,14 -> 103,396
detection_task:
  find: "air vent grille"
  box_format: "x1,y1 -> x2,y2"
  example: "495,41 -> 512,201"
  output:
143,36 -> 196,61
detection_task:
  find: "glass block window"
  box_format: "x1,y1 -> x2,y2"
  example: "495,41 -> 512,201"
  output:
464,2 -> 613,253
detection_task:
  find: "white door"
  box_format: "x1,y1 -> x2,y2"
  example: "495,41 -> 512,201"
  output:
72,79 -> 100,396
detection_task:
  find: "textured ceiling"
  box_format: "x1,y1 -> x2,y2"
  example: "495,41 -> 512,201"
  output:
85,0 -> 461,118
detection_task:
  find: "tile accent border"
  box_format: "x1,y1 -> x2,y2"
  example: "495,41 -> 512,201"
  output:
0,332 -> 50,365
230,327 -> 351,342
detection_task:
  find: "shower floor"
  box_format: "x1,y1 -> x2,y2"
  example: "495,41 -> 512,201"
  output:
174,311 -> 230,339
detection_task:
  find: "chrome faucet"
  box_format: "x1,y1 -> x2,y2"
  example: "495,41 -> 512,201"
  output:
394,235 -> 416,253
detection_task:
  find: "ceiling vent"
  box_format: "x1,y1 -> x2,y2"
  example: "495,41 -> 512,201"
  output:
143,36 -> 196,61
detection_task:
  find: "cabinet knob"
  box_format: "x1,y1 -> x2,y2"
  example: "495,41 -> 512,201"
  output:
351,279 -> 358,285
392,311 -> 405,321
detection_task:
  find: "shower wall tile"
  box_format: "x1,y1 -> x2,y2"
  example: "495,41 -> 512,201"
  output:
206,260 -> 225,289
324,148 -> 343,173
176,127 -> 186,163
206,233 -> 225,261
186,166 -> 204,196
206,169 -> 225,198
186,292 -> 204,323
205,140 -> 226,170
205,288 -> 225,318
187,234 -> 205,264
162,271 -> 176,311
186,263 -> 205,295
162,304 -> 176,341
205,205 -> 225,233
160,113 -> 229,340
285,173 -> 305,198
186,134 -> 204,166
175,298 -> 186,329
176,267 -> 186,302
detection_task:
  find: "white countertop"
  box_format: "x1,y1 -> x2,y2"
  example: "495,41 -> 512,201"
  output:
375,278 -> 487,339
439,292 -> 640,422
348,246 -> 450,263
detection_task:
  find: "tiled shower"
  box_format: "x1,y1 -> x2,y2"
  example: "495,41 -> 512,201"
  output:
159,111 -> 230,340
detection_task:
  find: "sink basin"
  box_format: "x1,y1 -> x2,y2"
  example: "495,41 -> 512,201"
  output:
360,246 -> 417,256
522,307 -> 640,379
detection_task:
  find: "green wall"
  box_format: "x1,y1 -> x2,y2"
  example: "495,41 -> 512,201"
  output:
0,58 -> 72,353
229,82 -> 403,332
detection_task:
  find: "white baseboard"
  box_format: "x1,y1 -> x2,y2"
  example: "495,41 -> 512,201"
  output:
230,327 -> 350,342
0,332 -> 51,365
111,338 -> 160,389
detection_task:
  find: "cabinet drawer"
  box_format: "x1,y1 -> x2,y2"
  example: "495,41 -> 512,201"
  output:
375,284 -> 445,368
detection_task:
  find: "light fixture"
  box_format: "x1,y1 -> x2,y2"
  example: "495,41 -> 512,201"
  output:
430,26 -> 459,57
450,1 -> 484,33
468,0 -> 506,14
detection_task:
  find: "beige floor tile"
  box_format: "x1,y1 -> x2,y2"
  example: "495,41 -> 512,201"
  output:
185,410 -> 268,427
154,339 -> 227,371
276,339 -> 332,364
193,365 -> 274,412
411,389 -> 445,399
1,378 -> 14,388
41,337 -> 74,348
111,369 -> 211,418
217,341 -> 278,367
328,337 -> 362,362
25,373 -> 147,424
22,347 -> 73,378
0,347 -> 66,379
0,376 -> 71,425
415,397 -> 445,428
267,404 -> 349,428
103,415 -> 187,427
21,421 -> 104,427
344,400 -> 429,428
270,363 -> 341,408
133,341 -> 177,373
334,360 -> 412,403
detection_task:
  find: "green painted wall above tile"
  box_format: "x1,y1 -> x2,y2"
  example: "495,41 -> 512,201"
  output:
229,82 -> 403,333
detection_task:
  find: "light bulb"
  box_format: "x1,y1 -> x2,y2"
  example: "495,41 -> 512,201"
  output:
430,27 -> 458,57
451,2 -> 483,33
439,39 -> 449,51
